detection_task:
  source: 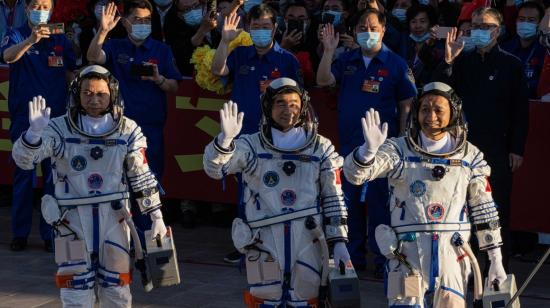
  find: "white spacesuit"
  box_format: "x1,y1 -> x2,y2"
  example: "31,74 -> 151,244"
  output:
343,82 -> 507,307
203,78 -> 349,307
11,66 -> 167,308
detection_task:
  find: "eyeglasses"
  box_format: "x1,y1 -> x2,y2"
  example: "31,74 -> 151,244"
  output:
471,23 -> 498,30
81,90 -> 110,100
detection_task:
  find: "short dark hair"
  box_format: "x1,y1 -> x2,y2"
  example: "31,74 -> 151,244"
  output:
247,4 -> 278,25
25,0 -> 54,6
406,5 -> 437,27
123,0 -> 153,17
284,1 -> 310,19
517,1 -> 545,22
353,8 -> 386,28
472,7 -> 503,26
321,0 -> 351,12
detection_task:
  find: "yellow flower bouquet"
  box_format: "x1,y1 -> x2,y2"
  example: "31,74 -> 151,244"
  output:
190,31 -> 253,94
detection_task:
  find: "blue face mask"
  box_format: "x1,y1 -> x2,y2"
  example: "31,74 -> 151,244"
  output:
470,29 -> 493,48
29,9 -> 50,25
409,32 -> 430,43
392,9 -> 407,23
322,10 -> 342,26
130,24 -> 152,41
516,22 -> 537,39
250,29 -> 272,47
356,31 -> 380,50
459,36 -> 475,52
418,0 -> 429,5
184,8 -> 203,26
244,0 -> 262,13
514,0 -> 522,6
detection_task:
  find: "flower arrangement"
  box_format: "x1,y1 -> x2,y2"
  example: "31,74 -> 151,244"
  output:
190,31 -> 253,94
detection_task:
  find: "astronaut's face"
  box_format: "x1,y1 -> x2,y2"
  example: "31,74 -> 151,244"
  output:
417,94 -> 450,140
271,92 -> 302,132
80,78 -> 111,118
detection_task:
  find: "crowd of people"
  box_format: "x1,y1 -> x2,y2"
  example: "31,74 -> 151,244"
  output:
1,0 -> 549,306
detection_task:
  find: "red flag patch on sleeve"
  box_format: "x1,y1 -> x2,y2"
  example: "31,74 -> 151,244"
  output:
140,148 -> 148,164
335,168 -> 342,185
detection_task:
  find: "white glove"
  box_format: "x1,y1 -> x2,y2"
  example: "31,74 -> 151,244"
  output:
26,96 -> 51,144
357,108 -> 388,162
150,209 -> 167,240
218,100 -> 244,149
487,248 -> 507,285
333,242 -> 351,266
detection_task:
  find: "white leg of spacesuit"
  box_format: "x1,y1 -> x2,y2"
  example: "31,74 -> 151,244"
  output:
98,285 -> 132,308
60,288 -> 95,308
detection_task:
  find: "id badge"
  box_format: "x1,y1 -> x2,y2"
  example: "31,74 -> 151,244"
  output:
362,79 -> 380,93
48,56 -> 64,67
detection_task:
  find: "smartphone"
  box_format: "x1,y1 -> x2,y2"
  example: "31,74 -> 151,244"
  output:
131,64 -> 155,77
45,23 -> 65,35
435,26 -> 452,39
287,19 -> 305,34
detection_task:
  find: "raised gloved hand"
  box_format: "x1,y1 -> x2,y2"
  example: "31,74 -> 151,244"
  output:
150,209 -> 167,240
358,108 -> 388,162
218,100 -> 244,149
27,96 -> 51,143
488,248 -> 507,285
333,242 -> 351,266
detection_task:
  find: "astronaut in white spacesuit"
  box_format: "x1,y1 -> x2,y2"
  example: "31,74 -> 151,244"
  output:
203,77 -> 350,307
11,65 -> 167,308
343,82 -> 507,307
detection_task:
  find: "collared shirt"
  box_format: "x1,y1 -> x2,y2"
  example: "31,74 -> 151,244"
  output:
331,44 -> 417,154
0,23 -> 76,120
224,42 -> 303,134
434,44 -> 529,157
502,36 -> 546,99
102,36 -> 183,126
0,0 -> 26,40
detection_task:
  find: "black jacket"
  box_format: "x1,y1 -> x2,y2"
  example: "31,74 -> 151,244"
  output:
433,45 -> 529,158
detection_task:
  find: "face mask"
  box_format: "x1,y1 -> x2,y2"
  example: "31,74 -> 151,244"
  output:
94,5 -> 104,20
154,0 -> 173,6
250,29 -> 272,47
514,0 -> 522,6
409,32 -> 430,43
418,0 -> 429,5
322,10 -> 342,26
244,0 -> 262,13
130,24 -> 152,41
183,8 -> 203,26
356,31 -> 380,50
458,36 -> 475,52
516,22 -> 537,39
392,9 -> 406,23
470,29 -> 493,48
29,9 -> 50,25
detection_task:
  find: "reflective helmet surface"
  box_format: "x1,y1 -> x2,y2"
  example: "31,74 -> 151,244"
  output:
66,65 -> 123,137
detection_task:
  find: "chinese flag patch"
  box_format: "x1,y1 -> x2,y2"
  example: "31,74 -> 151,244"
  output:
335,168 -> 342,185
140,148 -> 148,164
485,177 -> 492,192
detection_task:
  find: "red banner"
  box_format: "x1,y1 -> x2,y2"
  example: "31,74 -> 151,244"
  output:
0,67 -> 548,233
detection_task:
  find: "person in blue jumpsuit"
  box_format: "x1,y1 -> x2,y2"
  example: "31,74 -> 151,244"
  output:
211,5 -> 302,263
317,8 -> 416,276
0,0 -> 27,40
86,0 -> 182,243
502,1 -> 546,99
211,5 -> 303,136
1,0 -> 75,251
